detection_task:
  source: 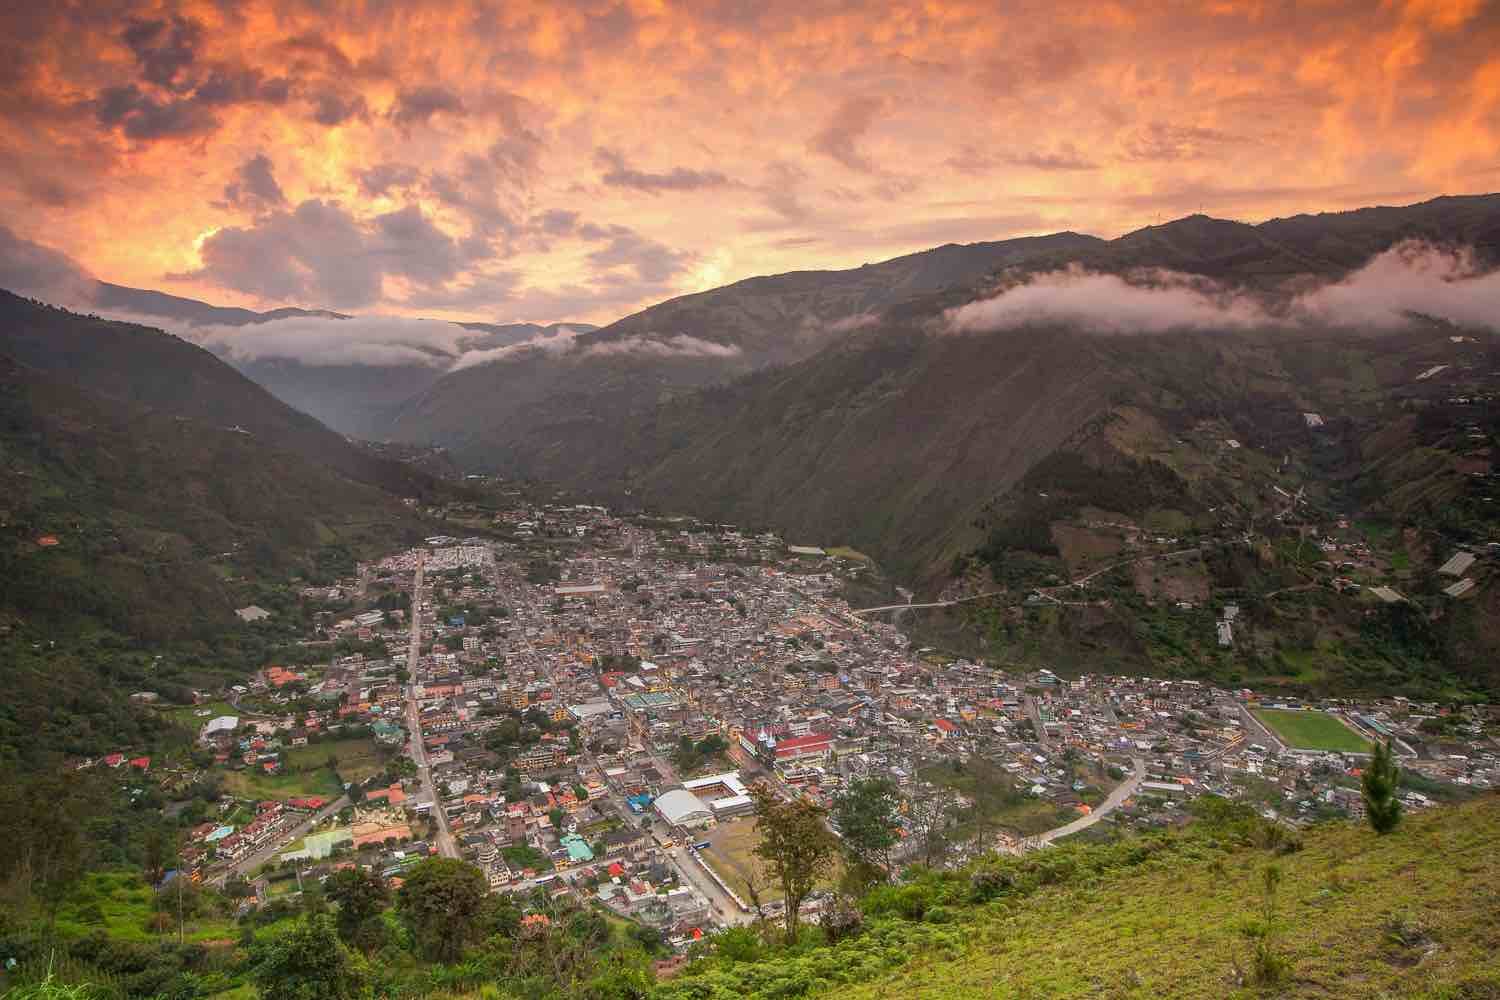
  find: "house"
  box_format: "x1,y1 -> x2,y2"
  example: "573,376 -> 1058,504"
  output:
236,605 -> 271,623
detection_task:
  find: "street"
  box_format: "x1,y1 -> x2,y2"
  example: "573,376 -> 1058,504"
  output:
1031,757 -> 1147,846
404,559 -> 460,860
210,794 -> 350,885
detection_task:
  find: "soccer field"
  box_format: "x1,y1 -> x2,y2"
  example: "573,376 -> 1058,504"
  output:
1254,709 -> 1373,753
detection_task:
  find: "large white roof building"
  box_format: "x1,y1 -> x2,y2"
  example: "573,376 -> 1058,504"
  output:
654,788 -> 713,829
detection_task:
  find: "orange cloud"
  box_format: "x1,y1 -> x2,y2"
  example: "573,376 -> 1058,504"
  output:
0,0 -> 1495,324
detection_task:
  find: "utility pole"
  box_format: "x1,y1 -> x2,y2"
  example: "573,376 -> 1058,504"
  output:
176,843 -> 184,946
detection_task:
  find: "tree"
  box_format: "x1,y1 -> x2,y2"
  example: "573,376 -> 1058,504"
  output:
906,787 -> 954,869
141,824 -> 171,887
250,914 -> 364,1000
831,777 -> 901,879
1362,737 -> 1403,834
396,857 -> 488,961
324,867 -> 388,946
751,785 -> 838,941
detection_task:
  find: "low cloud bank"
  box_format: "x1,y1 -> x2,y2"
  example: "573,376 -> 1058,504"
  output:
583,334 -> 741,359
945,242 -> 1500,335
194,315 -> 464,368
449,325 -> 588,370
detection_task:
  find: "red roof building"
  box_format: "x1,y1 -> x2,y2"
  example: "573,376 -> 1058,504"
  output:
773,732 -> 833,761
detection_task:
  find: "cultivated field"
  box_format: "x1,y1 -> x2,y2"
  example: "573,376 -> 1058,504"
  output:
1254,708 -> 1373,753
285,736 -> 386,783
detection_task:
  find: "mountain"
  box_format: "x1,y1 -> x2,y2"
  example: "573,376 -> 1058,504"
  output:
0,292 -> 448,761
92,282 -> 596,438
382,233 -> 1104,468
0,290 -> 447,500
380,196 -> 1500,479
0,350 -> 432,761
94,280 -> 349,326
376,194 -> 1500,697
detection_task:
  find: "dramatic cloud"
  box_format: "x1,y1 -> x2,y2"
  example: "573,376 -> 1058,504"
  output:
595,148 -> 733,194
946,242 -> 1500,336
976,36 -> 1089,95
808,96 -> 886,173
3,0 -> 1499,325
186,200 -> 470,308
219,153 -> 285,212
1122,123 -> 1248,162
355,163 -> 420,198
388,85 -> 465,128
122,16 -> 202,90
947,144 -> 1098,173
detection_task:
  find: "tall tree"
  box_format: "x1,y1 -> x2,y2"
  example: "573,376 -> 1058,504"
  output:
250,914 -> 364,1000
324,867 -> 388,946
831,777 -> 901,878
141,824 -> 171,887
396,857 -> 488,962
751,785 -> 838,941
1362,737 -> 1403,834
906,787 -> 954,869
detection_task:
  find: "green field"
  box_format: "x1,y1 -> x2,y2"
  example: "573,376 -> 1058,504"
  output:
285,736 -> 386,783
1254,708 -> 1373,753
158,700 -> 240,728
52,870 -> 238,943
222,765 -> 343,801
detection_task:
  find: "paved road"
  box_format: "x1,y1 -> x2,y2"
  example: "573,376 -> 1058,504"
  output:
1024,695 -> 1051,749
1031,757 -> 1146,847
853,544 -> 1218,616
404,560 -> 460,860
667,845 -> 754,925
211,794 -> 350,884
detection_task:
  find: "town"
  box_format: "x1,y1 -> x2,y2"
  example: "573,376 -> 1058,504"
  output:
92,503 -> 1500,957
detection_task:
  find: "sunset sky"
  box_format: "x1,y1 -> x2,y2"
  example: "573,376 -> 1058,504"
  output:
3,0 -> 1499,325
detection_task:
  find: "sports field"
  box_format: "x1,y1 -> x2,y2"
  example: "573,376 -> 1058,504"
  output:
1253,708 -> 1372,753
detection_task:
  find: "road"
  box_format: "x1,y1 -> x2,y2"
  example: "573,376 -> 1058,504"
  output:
211,794 -> 350,884
1030,757 -> 1146,847
1024,694 -> 1051,749
852,544 -> 1219,616
404,560 -> 460,860
666,845 -> 754,925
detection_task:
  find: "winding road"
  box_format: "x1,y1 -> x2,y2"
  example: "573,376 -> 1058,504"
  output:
1029,756 -> 1147,847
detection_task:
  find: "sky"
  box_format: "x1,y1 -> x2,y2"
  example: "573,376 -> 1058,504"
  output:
2,0 -> 1499,326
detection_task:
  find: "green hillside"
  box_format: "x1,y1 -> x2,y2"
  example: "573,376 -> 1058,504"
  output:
660,796 -> 1500,1000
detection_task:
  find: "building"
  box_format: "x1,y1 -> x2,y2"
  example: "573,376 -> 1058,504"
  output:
653,789 -> 713,830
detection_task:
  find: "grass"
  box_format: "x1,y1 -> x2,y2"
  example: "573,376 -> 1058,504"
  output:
826,546 -> 873,563
157,700 -> 240,728
698,819 -> 839,904
284,737 -> 385,783
50,871 -> 238,944
661,797 -> 1500,1000
831,797 -> 1500,1000
1254,708 -> 1373,753
221,765 -> 343,801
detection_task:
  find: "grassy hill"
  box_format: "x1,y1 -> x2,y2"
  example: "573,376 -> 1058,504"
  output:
659,796 -> 1500,1000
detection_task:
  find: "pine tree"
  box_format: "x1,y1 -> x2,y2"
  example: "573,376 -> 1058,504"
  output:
1362,737 -> 1402,834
